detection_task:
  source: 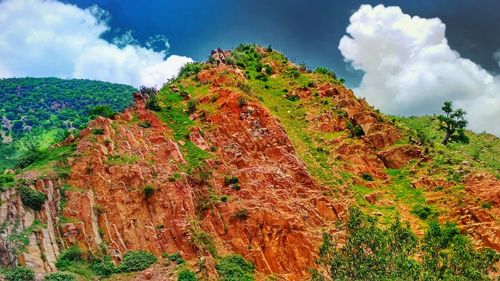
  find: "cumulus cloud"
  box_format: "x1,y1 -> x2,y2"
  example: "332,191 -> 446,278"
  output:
0,0 -> 193,87
339,4 -> 500,135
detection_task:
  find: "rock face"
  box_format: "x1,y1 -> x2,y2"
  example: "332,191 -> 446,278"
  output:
0,179 -> 61,275
377,145 -> 424,169
58,88 -> 345,280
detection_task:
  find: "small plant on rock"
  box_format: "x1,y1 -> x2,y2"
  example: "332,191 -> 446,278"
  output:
117,250 -> 157,272
18,185 -> 47,211
5,266 -> 35,281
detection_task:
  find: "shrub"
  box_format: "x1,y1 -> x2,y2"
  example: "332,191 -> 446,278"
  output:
89,106 -> 117,119
138,120 -> 152,128
187,100 -> 197,114
163,252 -> 185,265
117,250 -> 157,272
231,183 -> 241,191
178,269 -> 197,281
314,66 -> 337,79
232,209 -> 249,221
220,195 -> 228,203
237,96 -> 248,108
55,246 -> 83,269
143,185 -> 155,198
361,173 -> 373,181
284,67 -> 300,79
315,208 -> 500,281
44,272 -> 76,281
146,95 -> 161,111
18,185 -> 47,211
224,176 -> 239,186
178,63 -> 202,78
4,266 -> 35,281
264,64 -> 273,75
216,254 -> 255,281
15,142 -> 45,169
411,205 -> 433,220
346,120 -> 364,138
91,256 -> 115,277
92,128 -> 105,135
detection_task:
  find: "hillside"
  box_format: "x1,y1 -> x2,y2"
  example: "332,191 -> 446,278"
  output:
0,77 -> 136,171
0,46 -> 498,281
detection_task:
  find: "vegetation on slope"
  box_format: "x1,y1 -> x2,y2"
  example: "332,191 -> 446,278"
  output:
0,77 -> 135,171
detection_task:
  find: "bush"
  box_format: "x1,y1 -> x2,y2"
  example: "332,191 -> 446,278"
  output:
361,173 -> 373,181
163,252 -> 185,265
18,185 -> 47,211
55,246 -> 83,270
44,272 -> 76,281
314,208 -> 500,281
91,256 -> 115,277
284,67 -> 300,79
117,250 -> 157,272
224,176 -> 239,186
411,205 -> 433,220
216,254 -> 255,281
178,269 -> 197,281
146,95 -> 161,111
237,96 -> 248,108
143,185 -> 155,198
138,120 -> 152,128
187,100 -> 197,114
89,106 -> 117,119
346,120 -> 364,138
92,128 -> 105,135
4,267 -> 35,281
314,66 -> 337,79
232,209 -> 249,221
178,63 -> 202,78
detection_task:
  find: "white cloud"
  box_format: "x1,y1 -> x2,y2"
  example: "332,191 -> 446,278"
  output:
0,0 -> 193,87
339,4 -> 500,135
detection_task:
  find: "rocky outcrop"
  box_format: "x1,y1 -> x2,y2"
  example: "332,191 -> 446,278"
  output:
377,145 -> 424,169
57,87 -> 345,280
0,179 -> 62,275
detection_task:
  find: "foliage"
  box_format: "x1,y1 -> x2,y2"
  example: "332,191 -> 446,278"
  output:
117,250 -> 157,272
314,67 -> 337,79
4,266 -> 35,281
411,204 -> 434,220
90,256 -> 115,277
7,219 -> 45,255
315,208 -> 499,281
44,272 -> 76,281
216,254 -> 255,281
17,185 -> 47,211
187,100 -> 197,114
164,252 -> 185,265
178,269 -> 197,281
346,120 -> 364,138
438,101 -> 469,145
89,105 -> 117,119
91,128 -> 104,135
178,63 -> 203,78
143,185 -> 155,198
0,77 -> 135,171
360,173 -> 373,181
224,176 -> 239,186
55,246 -> 83,270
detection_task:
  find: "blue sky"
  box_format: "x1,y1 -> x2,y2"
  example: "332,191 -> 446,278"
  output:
64,0 -> 500,87
0,0 -> 499,134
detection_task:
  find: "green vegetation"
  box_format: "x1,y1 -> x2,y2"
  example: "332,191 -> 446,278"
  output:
7,219 -> 45,255
4,266 -> 34,281
313,208 -> 499,281
216,254 -> 255,281
143,185 -> 155,198
17,186 -> 47,211
0,77 -> 135,171
44,272 -> 76,281
164,252 -> 185,265
177,269 -> 197,281
438,101 -> 469,145
117,250 -> 157,272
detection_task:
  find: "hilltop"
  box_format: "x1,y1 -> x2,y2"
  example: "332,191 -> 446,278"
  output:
0,45 -> 498,281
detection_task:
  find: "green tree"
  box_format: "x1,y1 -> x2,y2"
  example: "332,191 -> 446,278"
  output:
438,101 -> 469,145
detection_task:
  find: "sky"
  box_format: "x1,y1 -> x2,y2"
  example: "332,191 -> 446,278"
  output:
0,0 -> 499,135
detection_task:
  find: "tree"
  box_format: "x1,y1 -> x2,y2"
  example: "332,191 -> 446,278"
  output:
438,101 -> 469,145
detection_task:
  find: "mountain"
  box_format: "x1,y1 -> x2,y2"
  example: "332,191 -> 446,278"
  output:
0,45 -> 498,281
0,77 -> 135,171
